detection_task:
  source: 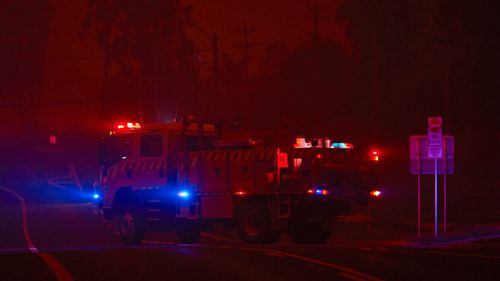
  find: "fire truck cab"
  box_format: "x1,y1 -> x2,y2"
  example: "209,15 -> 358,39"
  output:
95,121 -> 379,245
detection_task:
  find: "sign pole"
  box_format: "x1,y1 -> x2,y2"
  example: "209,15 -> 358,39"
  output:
434,157 -> 438,237
417,136 -> 421,237
444,139 -> 447,234
428,116 -> 442,238
276,148 -> 281,186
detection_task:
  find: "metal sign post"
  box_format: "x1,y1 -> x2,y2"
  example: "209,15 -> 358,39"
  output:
428,117 -> 443,238
443,140 -> 447,234
417,136 -> 421,237
434,157 -> 438,237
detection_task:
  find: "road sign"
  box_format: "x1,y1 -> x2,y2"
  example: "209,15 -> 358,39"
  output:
427,116 -> 443,158
410,133 -> 454,238
409,135 -> 454,174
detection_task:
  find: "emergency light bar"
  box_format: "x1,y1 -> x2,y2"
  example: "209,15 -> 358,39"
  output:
295,137 -> 354,149
331,142 -> 354,149
116,122 -> 141,130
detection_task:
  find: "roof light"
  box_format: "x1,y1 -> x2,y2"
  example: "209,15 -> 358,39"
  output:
116,122 -> 141,130
127,122 -> 140,129
294,137 -> 312,148
331,142 -> 354,149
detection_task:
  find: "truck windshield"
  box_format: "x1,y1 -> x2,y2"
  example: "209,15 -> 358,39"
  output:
103,135 -> 132,166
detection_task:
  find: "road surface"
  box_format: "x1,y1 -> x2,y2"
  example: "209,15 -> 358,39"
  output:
1,179 -> 500,281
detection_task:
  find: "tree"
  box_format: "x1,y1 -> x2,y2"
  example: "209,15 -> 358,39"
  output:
80,0 -> 200,121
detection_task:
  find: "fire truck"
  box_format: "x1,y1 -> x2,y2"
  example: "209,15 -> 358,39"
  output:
94,120 -> 380,245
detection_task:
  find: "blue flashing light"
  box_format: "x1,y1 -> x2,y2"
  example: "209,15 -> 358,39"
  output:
93,193 -> 100,199
177,191 -> 190,198
331,142 -> 354,149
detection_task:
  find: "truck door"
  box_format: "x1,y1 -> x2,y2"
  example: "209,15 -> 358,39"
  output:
131,134 -> 167,190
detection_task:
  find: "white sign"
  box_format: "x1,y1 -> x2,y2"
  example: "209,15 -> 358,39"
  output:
409,135 -> 454,174
427,116 -> 443,158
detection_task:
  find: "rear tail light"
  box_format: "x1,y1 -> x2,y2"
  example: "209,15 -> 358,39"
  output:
307,188 -> 329,195
235,191 -> 247,196
370,150 -> 380,161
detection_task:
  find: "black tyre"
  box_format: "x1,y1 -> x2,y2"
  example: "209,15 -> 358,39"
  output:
118,204 -> 145,245
176,219 -> 200,244
237,202 -> 281,244
288,217 -> 333,244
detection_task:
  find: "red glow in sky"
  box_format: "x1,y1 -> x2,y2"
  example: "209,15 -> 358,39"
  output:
184,0 -> 350,74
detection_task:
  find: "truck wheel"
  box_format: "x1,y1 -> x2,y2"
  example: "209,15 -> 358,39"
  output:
176,219 -> 200,244
238,202 -> 281,244
118,205 -> 145,245
289,218 -> 332,244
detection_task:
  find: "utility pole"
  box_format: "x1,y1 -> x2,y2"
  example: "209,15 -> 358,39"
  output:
212,33 -> 219,94
235,24 -> 256,79
305,3 -> 326,46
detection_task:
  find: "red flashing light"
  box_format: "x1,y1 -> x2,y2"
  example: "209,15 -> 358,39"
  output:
307,189 -> 314,194
370,190 -> 382,197
235,191 -> 247,196
116,122 -> 141,130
